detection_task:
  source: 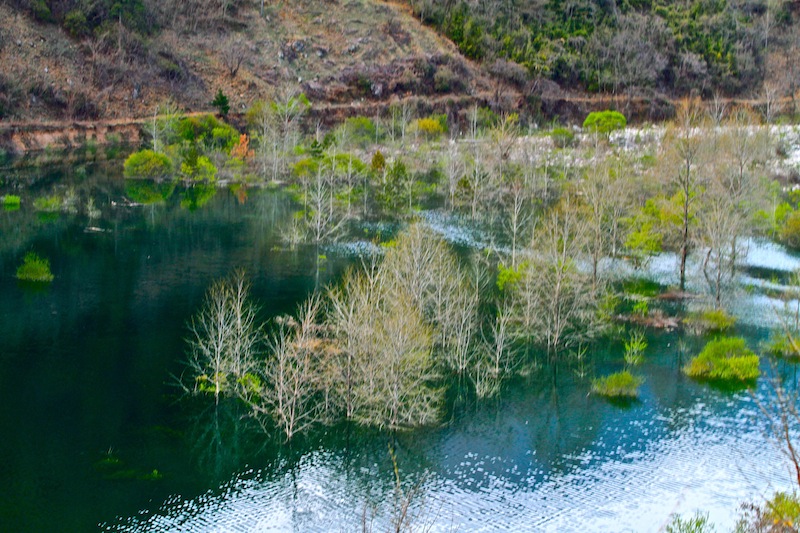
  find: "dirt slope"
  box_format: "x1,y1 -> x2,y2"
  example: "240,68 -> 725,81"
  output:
0,0 -> 494,122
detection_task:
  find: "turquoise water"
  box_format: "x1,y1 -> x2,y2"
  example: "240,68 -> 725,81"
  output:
0,163 -> 796,532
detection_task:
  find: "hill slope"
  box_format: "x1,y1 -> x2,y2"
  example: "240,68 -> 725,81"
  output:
0,0 -> 493,121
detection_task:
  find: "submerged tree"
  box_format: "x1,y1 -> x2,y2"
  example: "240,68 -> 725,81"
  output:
508,197 -> 607,357
660,99 -> 709,292
184,270 -> 260,402
252,297 -> 327,440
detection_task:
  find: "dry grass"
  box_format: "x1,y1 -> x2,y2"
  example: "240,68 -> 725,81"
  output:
0,0 -> 488,122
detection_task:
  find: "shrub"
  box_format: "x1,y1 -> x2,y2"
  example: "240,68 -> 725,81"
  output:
211,89 -> 230,117
683,337 -> 759,382
371,150 -> 386,172
123,149 -> 173,179
665,511 -> 714,533
211,125 -> 239,151
684,308 -> 736,333
550,127 -> 576,148
63,9 -> 89,37
33,195 -> 62,212
343,116 -> 378,145
16,252 -> 54,282
583,110 -> 627,136
181,155 -> 217,182
434,65 -> 460,92
413,115 -> 447,139
765,332 -> 800,359
3,195 -> 21,210
780,210 -> 800,249
30,0 -> 52,21
592,370 -> 643,398
737,491 -> 800,531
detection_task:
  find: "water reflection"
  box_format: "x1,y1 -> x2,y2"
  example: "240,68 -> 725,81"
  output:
1,167 -> 799,532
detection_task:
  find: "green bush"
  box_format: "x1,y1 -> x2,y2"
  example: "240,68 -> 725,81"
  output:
665,511 -> 714,533
592,370 -> 643,398
684,337 -> 759,382
211,89 -> 230,117
412,115 -> 448,139
16,252 -> 54,283
583,110 -> 627,136
780,210 -> 800,249
763,491 -> 800,528
30,0 -> 52,21
180,155 -> 217,182
123,150 -> 173,179
371,150 -> 386,172
550,127 -> 576,148
684,308 -> 736,333
737,491 -> 800,531
342,116 -> 378,145
3,195 -> 21,210
63,9 -> 89,37
765,332 -> 800,359
33,194 -> 62,212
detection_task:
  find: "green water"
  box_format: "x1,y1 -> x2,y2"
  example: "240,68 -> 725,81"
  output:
0,163 -> 796,532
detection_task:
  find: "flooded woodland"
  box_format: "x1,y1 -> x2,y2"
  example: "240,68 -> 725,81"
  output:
3,101 -> 800,531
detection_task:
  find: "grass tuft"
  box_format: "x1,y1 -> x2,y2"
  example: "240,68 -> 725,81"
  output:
16,252 -> 54,283
683,336 -> 759,383
592,370 -> 643,398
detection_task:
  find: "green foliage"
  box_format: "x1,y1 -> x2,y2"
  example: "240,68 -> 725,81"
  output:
342,116 -> 378,145
764,333 -> 800,360
180,152 -> 217,182
550,127 -> 576,149
16,252 -> 54,283
211,89 -> 230,117
496,262 -> 527,291
410,0 -> 766,95
683,337 -> 759,383
33,194 -> 62,212
123,149 -> 173,179
30,0 -> 52,21
685,309 -> 736,333
124,180 -> 175,205
780,210 -> 800,249
583,110 -> 627,136
621,278 -> 662,298
632,300 -> 649,317
592,370 -> 643,398
624,199 -> 663,266
763,491 -> 800,529
736,491 -> 800,532
371,150 -> 386,172
412,115 -> 448,139
2,195 -> 21,210
63,9 -> 89,37
666,511 -> 715,533
624,329 -> 647,367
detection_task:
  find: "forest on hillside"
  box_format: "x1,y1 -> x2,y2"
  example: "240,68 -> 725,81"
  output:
405,0 -> 800,99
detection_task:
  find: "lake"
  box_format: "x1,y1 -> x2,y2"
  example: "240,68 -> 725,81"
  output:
0,162 -> 796,532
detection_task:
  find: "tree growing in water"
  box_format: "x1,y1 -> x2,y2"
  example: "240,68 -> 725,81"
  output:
184,270 -> 259,402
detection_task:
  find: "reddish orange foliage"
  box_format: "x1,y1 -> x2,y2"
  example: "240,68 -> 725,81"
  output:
230,134 -> 254,160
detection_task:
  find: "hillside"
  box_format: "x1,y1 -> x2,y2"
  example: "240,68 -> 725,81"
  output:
402,0 -> 800,101
1,0 -> 798,128
0,0 -> 493,121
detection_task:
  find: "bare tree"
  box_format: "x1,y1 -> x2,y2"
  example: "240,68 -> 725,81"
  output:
660,99 -> 710,292
254,297 -> 325,440
185,271 -> 260,402
509,197 -> 604,357
221,36 -> 246,78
